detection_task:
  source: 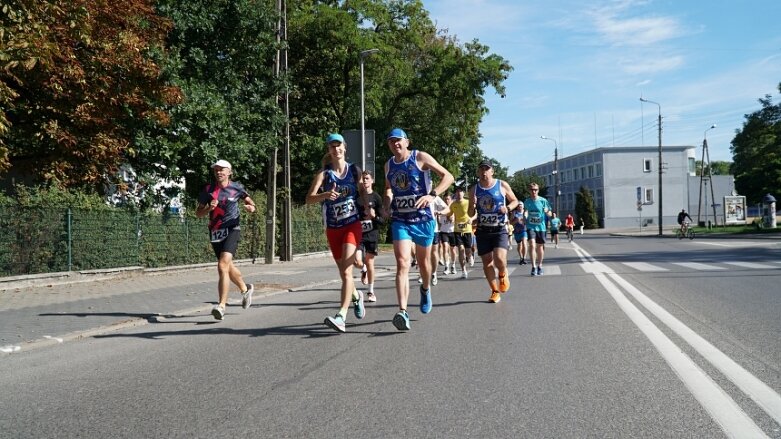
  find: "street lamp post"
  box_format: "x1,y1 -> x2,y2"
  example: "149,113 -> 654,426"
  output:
640,98 -> 663,236
359,49 -> 379,171
540,136 -> 559,211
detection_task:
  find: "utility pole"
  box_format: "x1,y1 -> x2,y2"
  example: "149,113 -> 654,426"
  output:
640,97 -> 663,236
697,125 -> 718,227
280,0 -> 292,261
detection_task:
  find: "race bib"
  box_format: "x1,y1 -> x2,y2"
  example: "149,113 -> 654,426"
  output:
480,213 -> 501,227
361,220 -> 374,233
528,212 -> 543,225
394,195 -> 417,213
457,222 -> 468,230
332,199 -> 356,221
210,228 -> 229,243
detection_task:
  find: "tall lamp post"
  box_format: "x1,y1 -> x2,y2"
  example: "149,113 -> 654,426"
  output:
540,136 -> 559,210
360,49 -> 379,171
640,98 -> 663,236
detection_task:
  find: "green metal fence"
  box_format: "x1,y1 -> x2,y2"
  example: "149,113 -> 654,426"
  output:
0,205 -> 330,277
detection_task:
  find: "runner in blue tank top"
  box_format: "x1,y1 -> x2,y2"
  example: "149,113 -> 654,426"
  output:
382,128 -> 453,331
468,159 -> 519,304
306,133 -> 367,333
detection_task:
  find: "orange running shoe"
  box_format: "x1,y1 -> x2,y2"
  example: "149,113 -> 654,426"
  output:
498,272 -> 510,292
489,291 -> 501,303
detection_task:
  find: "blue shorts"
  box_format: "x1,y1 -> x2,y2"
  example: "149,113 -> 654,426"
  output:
513,232 -> 527,243
392,220 -> 436,247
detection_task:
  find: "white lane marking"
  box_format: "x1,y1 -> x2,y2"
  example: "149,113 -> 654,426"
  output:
622,262 -> 668,272
609,273 -> 781,428
593,272 -> 768,438
0,345 -> 21,353
673,262 -> 726,271
723,262 -> 777,270
43,335 -> 64,343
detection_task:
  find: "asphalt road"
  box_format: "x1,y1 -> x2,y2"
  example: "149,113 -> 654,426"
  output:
1,233 -> 779,438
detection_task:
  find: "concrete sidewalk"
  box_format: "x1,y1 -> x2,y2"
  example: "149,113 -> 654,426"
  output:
0,253 -> 353,354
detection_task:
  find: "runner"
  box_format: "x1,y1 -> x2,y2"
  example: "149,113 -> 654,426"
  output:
419,194 -> 449,286
510,202 -> 528,265
449,186 -> 476,278
550,212 -> 561,248
358,170 -> 384,303
565,213 -> 575,242
382,128 -> 454,331
468,159 -> 519,303
437,193 -> 457,275
195,159 -> 257,321
524,182 -> 552,276
305,133 -> 366,333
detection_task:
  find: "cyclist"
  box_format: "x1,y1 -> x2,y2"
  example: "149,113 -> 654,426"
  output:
677,209 -> 693,233
564,213 -> 575,242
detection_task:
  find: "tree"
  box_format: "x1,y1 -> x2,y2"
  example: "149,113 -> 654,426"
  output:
1,0 -> 180,189
144,0 -> 284,198
508,171 -> 545,202
730,83 -> 781,204
695,160 -> 731,176
575,186 -> 598,229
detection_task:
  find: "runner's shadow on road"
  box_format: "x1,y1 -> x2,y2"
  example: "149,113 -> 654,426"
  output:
38,312 -> 192,324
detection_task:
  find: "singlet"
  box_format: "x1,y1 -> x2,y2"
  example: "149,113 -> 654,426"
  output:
386,150 -> 433,223
438,201 -> 455,234
524,196 -> 551,232
430,196 -> 449,233
512,211 -> 526,235
475,179 -> 507,231
450,198 -> 472,234
565,216 -> 575,228
198,181 -> 249,242
321,163 -> 361,229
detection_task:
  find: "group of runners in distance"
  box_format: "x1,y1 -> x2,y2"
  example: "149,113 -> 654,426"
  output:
196,128 -> 582,332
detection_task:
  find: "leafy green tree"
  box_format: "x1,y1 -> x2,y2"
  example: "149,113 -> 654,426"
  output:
1,0 -> 179,188
142,0 -> 284,198
730,83 -> 781,204
508,171 -> 545,202
575,185 -> 598,229
695,160 -> 732,176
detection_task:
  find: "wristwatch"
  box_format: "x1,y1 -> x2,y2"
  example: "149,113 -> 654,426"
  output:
429,189 -> 437,197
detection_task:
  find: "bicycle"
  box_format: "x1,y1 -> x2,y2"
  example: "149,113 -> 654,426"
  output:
676,222 -> 695,240
566,226 -> 574,242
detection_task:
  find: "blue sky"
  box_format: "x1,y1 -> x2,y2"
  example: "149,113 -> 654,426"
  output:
424,0 -> 781,174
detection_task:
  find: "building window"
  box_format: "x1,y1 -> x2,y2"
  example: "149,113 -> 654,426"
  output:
573,168 -> 579,180
588,165 -> 594,178
644,187 -> 654,204
688,157 -> 696,174
596,189 -> 603,208
643,158 -> 652,173
596,163 -> 602,177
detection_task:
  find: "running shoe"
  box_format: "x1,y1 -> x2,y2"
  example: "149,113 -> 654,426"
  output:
361,266 -> 368,285
417,276 -> 423,283
366,292 -> 377,302
392,310 -> 411,331
498,273 -> 510,292
461,268 -> 468,279
324,314 -> 346,333
537,266 -> 544,276
469,255 -> 475,267
449,265 -> 456,275
241,283 -> 254,309
432,273 -> 438,286
438,260 -> 444,266
520,259 -> 527,265
530,267 -> 537,277
352,290 -> 365,319
489,291 -> 501,303
211,304 -> 225,320
420,287 -> 432,314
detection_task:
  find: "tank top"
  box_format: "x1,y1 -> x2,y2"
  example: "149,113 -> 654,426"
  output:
321,163 -> 360,229
475,179 -> 507,231
386,150 -> 433,223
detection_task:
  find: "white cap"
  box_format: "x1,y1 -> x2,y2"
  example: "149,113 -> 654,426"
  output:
211,159 -> 232,169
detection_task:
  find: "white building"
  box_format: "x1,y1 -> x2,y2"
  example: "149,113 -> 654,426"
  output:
520,146 -> 736,229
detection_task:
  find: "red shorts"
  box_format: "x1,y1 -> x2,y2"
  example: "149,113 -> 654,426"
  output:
326,221 -> 363,260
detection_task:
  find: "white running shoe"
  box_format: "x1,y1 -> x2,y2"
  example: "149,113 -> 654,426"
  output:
241,284 -> 254,309
461,269 -> 468,279
211,304 -> 225,320
432,273 -> 438,285
449,265 -> 456,275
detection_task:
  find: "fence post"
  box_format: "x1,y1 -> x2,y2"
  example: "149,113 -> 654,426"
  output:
136,211 -> 141,266
67,208 -> 73,272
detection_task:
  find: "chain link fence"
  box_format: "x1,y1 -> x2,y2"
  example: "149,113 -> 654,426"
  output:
0,205 -> 329,277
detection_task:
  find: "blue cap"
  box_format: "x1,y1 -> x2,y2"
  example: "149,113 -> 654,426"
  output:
325,133 -> 344,144
387,128 -> 408,140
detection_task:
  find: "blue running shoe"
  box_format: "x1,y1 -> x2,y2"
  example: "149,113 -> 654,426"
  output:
537,266 -> 543,276
352,290 -> 365,319
420,287 -> 432,314
531,267 -> 537,277
324,314 -> 346,333
392,310 -> 410,331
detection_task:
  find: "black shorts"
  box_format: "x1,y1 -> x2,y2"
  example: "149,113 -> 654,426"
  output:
454,232 -> 473,248
439,231 -> 455,246
476,229 -> 509,256
361,240 -> 379,256
527,229 -> 546,245
211,228 -> 241,258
